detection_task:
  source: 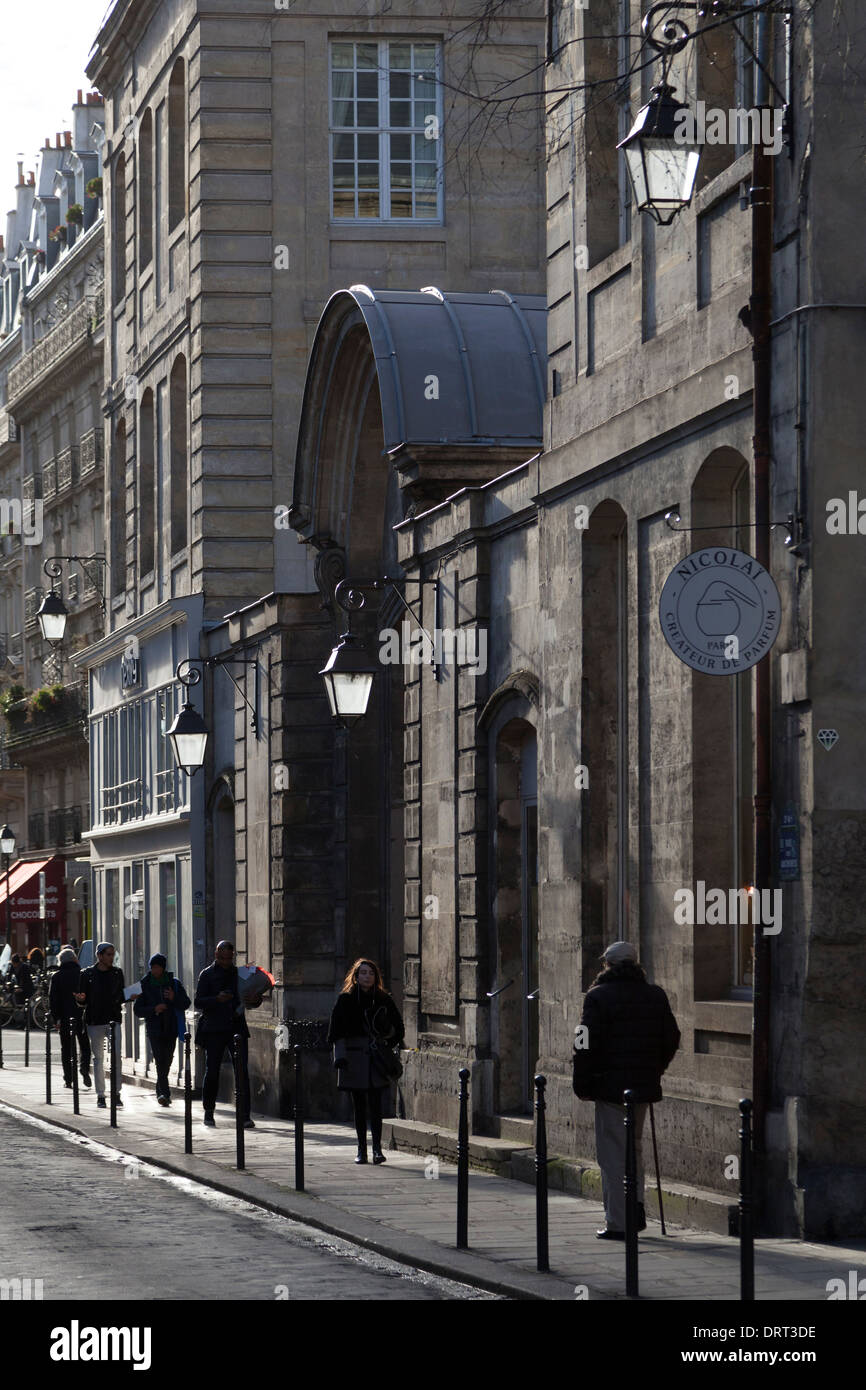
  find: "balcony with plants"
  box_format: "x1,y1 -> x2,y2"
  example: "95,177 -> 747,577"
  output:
1,680 -> 87,752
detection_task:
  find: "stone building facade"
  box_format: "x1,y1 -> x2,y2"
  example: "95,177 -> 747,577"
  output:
0,97 -> 106,950
81,0 -> 545,1079
261,0 -> 863,1241
532,0 -> 866,1239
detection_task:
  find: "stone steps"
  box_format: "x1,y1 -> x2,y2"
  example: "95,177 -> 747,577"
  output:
382,1116 -> 736,1235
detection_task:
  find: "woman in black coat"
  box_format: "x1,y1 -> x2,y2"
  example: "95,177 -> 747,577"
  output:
327,957 -> 404,1165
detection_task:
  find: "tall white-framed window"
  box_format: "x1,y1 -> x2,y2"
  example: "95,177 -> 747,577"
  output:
94,682 -> 185,827
329,38 -> 442,222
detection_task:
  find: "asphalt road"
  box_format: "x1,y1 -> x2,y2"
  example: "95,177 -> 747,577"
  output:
0,1106 -> 498,1301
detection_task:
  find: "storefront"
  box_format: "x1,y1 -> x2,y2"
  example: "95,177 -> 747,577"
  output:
0,854 -> 66,955
77,596 -> 205,1070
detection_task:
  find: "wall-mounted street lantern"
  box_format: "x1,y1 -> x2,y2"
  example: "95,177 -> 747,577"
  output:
1,823 -> 15,948
37,554 -> 108,644
319,576 -> 437,728
617,80 -> 701,226
620,2 -> 792,227
319,627 -> 377,728
616,2 -> 707,225
168,652 -> 260,777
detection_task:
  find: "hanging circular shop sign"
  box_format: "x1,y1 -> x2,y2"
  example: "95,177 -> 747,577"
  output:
658,546 -> 781,674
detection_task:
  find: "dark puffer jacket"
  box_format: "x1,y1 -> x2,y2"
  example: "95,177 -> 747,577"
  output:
572,964 -> 680,1104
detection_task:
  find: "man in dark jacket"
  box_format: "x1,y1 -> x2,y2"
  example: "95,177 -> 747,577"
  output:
49,947 -> 92,1088
9,954 -> 34,1002
74,942 -> 126,1109
134,953 -> 191,1106
572,940 -> 680,1239
194,941 -> 261,1129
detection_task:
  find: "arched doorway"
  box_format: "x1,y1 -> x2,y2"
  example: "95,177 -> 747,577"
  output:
489,703 -> 538,1115
581,499 -> 628,987
209,778 -> 236,954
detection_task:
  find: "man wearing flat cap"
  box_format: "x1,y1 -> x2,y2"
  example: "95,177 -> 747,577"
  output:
572,940 -> 680,1239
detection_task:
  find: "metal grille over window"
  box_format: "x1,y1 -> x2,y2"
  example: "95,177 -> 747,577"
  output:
95,683 -> 185,827
330,39 -> 441,221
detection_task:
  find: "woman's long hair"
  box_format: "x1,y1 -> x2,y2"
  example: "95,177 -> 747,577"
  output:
340,957 -> 388,996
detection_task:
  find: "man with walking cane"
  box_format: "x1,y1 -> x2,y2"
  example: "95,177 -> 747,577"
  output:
572,940 -> 680,1240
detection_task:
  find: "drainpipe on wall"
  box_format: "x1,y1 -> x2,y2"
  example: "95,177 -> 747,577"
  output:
749,16 -> 774,1208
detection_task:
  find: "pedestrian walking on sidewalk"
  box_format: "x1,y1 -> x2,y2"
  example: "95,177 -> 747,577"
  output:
327,958 -> 404,1165
572,940 -> 680,1240
74,942 -> 126,1110
49,947 -> 92,1089
194,940 -> 262,1129
134,953 -> 191,1106
9,954 -> 34,1004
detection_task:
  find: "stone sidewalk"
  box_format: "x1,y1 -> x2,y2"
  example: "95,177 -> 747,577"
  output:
1,1034 -> 863,1301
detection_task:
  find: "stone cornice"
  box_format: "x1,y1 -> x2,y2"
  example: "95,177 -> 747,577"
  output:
71,596 -> 200,670
87,0 -> 176,91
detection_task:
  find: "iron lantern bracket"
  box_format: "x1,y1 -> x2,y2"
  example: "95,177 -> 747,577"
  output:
42,553 -> 108,614
176,652 -> 261,733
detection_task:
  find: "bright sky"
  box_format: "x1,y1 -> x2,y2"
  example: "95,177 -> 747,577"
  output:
0,0 -> 114,218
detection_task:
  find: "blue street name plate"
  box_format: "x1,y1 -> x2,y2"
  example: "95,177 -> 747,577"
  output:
779,805 -> 800,881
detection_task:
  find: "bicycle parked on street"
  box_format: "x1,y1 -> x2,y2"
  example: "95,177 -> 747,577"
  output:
0,970 -> 53,1030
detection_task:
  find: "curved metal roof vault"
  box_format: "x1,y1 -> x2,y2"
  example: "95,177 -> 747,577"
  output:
319,285 -> 547,453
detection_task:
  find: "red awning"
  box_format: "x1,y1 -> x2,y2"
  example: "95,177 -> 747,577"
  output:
0,855 -> 66,923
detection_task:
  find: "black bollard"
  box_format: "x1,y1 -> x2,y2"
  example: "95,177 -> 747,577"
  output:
70,1019 -> 80,1116
184,1030 -> 193,1156
0,1009 -> 4,1067
534,1074 -> 550,1272
24,997 -> 30,1066
293,1044 -> 304,1192
233,1033 -> 245,1171
44,1009 -> 51,1104
109,1022 -> 117,1127
624,1089 -> 639,1297
739,1097 -> 754,1301
456,1067 -> 470,1250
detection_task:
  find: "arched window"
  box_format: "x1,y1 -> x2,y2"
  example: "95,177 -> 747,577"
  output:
112,153 -> 127,303
690,450 -> 752,998
138,110 -> 153,271
486,694 -> 539,1116
209,780 -> 236,952
581,500 -> 628,986
169,356 -> 188,553
168,60 -> 186,231
110,418 -> 126,597
139,390 -> 155,576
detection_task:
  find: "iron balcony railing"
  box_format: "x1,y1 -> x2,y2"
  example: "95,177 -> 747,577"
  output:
79,427 -> 102,477
56,445 -> 78,492
6,291 -> 103,404
102,778 -> 142,826
0,407 -> 18,445
47,804 -> 83,846
24,586 -> 44,630
42,457 -> 57,501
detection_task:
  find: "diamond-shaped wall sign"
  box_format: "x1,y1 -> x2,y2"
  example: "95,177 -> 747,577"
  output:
817,729 -> 839,751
